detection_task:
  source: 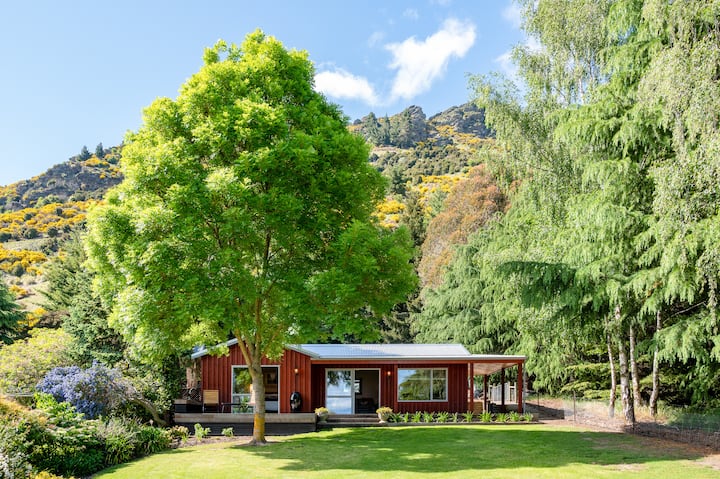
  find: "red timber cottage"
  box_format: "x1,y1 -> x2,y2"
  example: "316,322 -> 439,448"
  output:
174,340 -> 525,434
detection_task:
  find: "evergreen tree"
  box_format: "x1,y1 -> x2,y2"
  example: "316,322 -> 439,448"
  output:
0,282 -> 24,344
78,145 -> 91,161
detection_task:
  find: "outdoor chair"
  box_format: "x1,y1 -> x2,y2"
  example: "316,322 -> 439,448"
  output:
202,389 -> 220,412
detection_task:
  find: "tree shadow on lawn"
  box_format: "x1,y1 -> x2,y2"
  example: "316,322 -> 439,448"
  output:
238,426 -> 705,474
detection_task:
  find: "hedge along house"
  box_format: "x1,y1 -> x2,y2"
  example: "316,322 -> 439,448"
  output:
179,341 -> 525,427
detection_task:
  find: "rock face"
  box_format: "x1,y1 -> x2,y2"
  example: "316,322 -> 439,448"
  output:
429,103 -> 492,139
353,103 -> 491,148
1,153 -> 122,211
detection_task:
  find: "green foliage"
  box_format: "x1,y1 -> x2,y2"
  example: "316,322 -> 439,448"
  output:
84,32 -> 416,443
168,425 -> 189,443
0,281 -> 24,344
436,411 -> 450,423
462,411 -> 474,423
479,411 -> 492,423
0,329 -> 73,394
411,411 -> 423,423
421,411 -> 434,423
96,417 -> 171,467
495,413 -> 508,423
508,411 -> 520,422
221,427 -> 234,438
31,394 -> 104,477
0,422 -> 34,479
43,233 -> 124,366
78,146 -> 91,161
193,424 -> 210,440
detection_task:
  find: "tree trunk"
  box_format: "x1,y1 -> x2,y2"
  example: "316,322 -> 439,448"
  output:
248,359 -> 267,445
236,335 -> 268,445
649,310 -> 661,418
129,397 -> 167,427
607,331 -> 616,418
629,323 -> 642,411
617,335 -> 635,425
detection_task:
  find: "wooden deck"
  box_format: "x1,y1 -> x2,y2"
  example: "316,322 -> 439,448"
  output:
173,412 -> 317,435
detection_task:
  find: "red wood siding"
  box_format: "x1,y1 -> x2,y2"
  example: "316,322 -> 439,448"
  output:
198,345 -> 523,414
310,362 -> 469,413
200,346 -> 313,413
392,364 -> 468,413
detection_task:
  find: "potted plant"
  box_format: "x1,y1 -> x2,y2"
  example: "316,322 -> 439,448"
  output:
315,407 -> 330,423
376,406 -> 393,423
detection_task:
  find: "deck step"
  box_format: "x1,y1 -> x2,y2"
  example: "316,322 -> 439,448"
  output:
320,414 -> 380,428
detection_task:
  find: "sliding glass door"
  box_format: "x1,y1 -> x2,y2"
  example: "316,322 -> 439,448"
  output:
325,369 -> 353,414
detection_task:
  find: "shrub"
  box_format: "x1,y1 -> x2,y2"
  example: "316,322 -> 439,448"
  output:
32,472 -> 67,479
135,426 -> 170,455
194,423 -> 210,440
411,411 -> 423,423
521,412 -> 534,422
451,412 -> 459,423
0,329 -> 73,395
480,411 -> 492,423
421,412 -> 434,423
0,423 -> 34,479
31,394 -> 104,477
508,411 -> 520,422
102,429 -> 135,466
37,362 -> 130,419
168,425 -> 189,444
436,411 -> 450,423
462,411 -> 474,423
400,412 -> 410,423
221,427 -> 234,438
495,413 -> 508,423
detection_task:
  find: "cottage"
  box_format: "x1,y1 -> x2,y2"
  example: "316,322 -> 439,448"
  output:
178,340 -> 525,425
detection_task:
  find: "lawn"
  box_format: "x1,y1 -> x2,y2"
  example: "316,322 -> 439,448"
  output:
94,424 -> 719,479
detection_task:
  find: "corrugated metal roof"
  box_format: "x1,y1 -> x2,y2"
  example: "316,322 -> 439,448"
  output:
288,343 -> 472,359
191,341 -> 525,365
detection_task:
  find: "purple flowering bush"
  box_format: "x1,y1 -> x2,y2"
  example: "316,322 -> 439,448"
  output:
37,362 -> 130,419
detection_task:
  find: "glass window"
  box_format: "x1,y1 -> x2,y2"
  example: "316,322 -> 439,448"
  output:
231,366 -> 279,413
398,368 -> 447,401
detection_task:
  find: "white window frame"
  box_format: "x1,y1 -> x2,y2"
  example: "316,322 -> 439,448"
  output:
397,368 -> 448,402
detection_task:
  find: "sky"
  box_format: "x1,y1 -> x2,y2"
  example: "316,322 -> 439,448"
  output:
0,0 -> 525,186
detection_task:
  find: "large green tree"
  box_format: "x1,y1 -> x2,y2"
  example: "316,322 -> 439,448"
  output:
85,32 -> 416,444
0,282 -> 24,344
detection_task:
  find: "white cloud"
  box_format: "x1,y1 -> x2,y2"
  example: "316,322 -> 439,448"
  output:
315,69 -> 379,105
502,3 -> 523,29
403,8 -> 419,20
385,18 -> 476,101
431,0 -> 452,6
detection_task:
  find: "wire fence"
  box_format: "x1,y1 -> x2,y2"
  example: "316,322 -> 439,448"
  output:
523,395 -> 720,451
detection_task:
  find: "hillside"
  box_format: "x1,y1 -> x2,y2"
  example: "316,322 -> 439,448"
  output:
1,102 -> 493,315
0,146 -> 123,212
352,103 -> 493,182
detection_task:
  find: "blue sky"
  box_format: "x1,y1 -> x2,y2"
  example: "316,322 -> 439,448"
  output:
0,0 -> 524,186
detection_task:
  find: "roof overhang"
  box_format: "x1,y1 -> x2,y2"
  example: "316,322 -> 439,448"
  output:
192,341 -> 525,375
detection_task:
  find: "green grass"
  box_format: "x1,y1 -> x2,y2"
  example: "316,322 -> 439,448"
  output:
94,425 -> 718,479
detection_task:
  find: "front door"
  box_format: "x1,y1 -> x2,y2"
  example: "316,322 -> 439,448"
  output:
326,369 -> 353,414
325,369 -> 380,414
